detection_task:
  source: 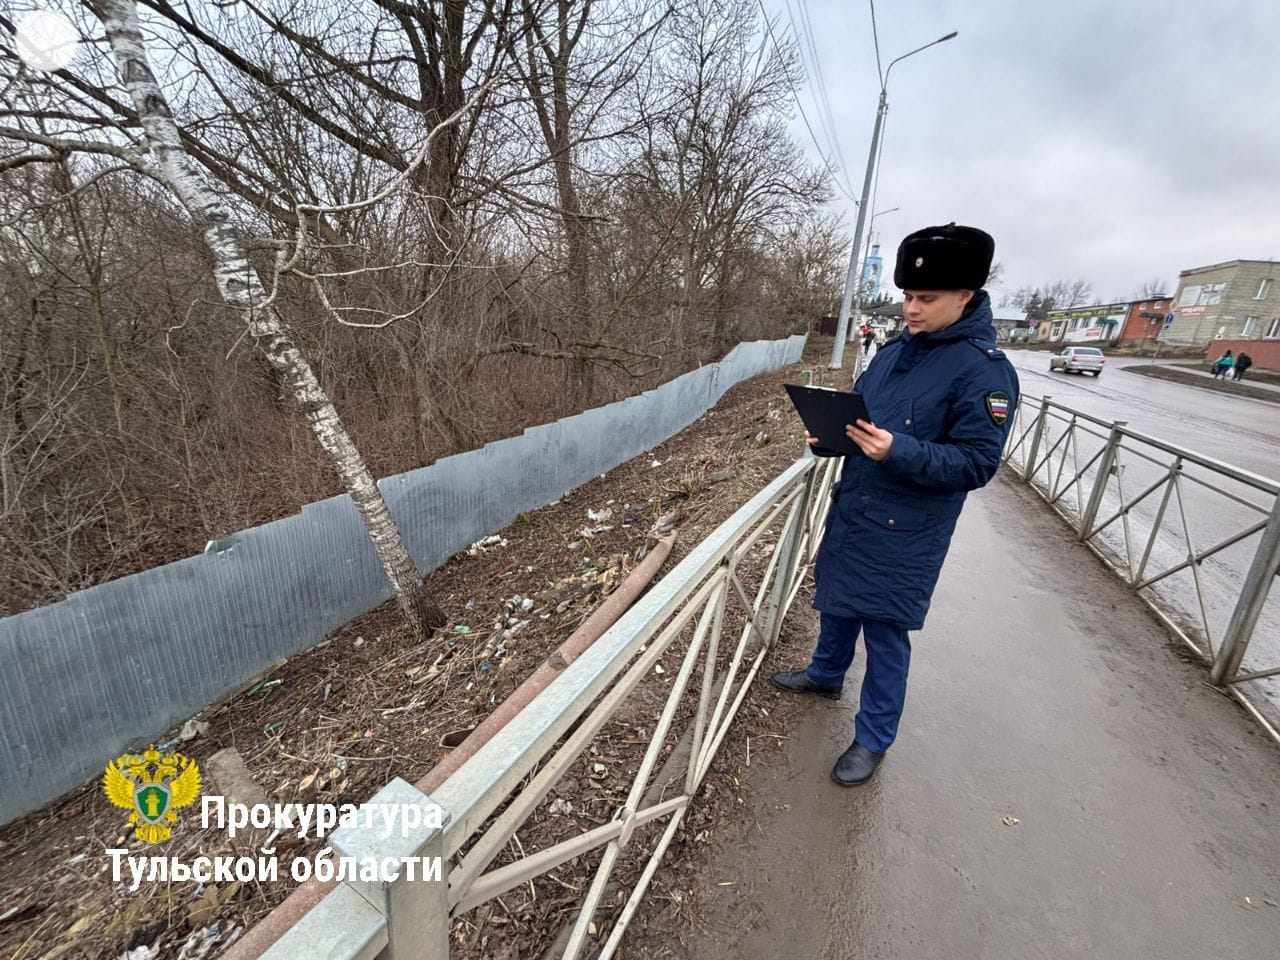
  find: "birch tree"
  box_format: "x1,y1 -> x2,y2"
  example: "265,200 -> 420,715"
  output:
1,0 -> 845,618
82,0 -> 448,638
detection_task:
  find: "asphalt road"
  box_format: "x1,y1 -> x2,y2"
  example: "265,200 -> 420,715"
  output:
1004,350 -> 1280,482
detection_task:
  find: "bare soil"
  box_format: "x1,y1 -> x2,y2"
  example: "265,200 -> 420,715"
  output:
0,345 -> 834,960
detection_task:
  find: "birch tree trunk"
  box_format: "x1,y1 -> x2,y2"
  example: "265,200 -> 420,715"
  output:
97,0 -> 446,639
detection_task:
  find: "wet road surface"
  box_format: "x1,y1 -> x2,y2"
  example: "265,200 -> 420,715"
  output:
685,478 -> 1280,960
1005,350 -> 1280,707
1006,350 -> 1280,480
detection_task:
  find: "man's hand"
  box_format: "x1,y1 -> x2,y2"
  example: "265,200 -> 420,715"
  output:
847,419 -> 893,462
804,431 -> 821,447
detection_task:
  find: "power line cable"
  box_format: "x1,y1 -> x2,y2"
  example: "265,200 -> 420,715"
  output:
859,0 -> 893,286
784,1 -> 845,171
790,0 -> 858,201
755,0 -> 859,206
772,5 -> 858,205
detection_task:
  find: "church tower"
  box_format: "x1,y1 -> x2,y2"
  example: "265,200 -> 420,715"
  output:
861,242 -> 883,302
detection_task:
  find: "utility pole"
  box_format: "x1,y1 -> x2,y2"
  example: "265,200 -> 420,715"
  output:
831,91 -> 887,370
830,29 -> 958,369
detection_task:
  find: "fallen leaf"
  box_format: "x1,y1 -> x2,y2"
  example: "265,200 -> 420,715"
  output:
187,880 -> 242,926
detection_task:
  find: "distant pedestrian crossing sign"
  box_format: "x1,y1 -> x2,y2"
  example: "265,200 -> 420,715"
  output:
1165,313 -> 1175,326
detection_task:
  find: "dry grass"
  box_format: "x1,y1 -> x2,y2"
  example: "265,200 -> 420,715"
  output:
0,343 -> 831,960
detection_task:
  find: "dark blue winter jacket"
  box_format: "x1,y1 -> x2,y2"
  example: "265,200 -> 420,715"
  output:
812,291 -> 1020,628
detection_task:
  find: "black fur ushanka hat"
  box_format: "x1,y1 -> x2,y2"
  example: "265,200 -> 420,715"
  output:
893,223 -> 994,290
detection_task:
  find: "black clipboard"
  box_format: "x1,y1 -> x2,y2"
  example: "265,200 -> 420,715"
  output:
784,384 -> 872,457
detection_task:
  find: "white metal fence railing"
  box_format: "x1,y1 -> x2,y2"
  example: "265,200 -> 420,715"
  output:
1002,394 -> 1280,741
260,396 -> 1280,960
263,454 -> 839,960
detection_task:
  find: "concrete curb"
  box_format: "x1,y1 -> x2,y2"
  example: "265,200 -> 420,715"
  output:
1121,364 -> 1280,406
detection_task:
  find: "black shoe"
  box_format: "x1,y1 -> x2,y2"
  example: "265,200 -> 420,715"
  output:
831,741 -> 885,787
769,669 -> 842,700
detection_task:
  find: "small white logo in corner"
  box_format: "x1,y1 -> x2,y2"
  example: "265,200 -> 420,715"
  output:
15,10 -> 80,72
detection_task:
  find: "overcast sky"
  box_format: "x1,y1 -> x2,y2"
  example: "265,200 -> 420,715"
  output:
779,0 -> 1280,304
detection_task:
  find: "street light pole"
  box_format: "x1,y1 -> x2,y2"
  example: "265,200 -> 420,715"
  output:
830,30 -> 958,370
831,91 -> 888,370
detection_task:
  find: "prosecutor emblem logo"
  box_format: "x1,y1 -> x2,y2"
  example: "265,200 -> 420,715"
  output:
103,746 -> 202,844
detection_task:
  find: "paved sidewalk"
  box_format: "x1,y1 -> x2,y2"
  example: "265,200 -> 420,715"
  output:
1136,363 -> 1280,401
686,473 -> 1280,960
1164,360 -> 1280,389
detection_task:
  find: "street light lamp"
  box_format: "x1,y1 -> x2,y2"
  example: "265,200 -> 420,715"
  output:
868,205 -> 900,242
830,29 -> 958,369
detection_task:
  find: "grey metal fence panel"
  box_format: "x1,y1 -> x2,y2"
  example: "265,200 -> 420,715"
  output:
0,335 -> 805,825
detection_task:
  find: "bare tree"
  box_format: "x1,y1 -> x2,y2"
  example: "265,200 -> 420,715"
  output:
81,0 -> 448,638
118,0 -> 536,460
986,260 -> 1005,288
517,0 -> 595,345
1002,286 -> 1033,310
1040,278 -> 1093,311
614,0 -> 828,360
1135,277 -> 1168,300
1005,279 -> 1092,314
0,0 -> 842,621
760,212 -> 847,329
512,0 -> 667,382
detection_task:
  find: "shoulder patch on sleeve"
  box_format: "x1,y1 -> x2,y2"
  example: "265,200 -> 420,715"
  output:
986,390 -> 1011,425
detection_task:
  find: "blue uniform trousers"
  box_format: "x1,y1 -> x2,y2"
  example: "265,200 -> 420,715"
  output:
805,612 -> 911,754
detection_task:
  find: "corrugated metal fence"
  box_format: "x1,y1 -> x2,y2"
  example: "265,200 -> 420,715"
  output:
0,336 -> 805,825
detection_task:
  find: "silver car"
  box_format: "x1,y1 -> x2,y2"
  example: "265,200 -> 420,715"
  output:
1050,346 -> 1105,376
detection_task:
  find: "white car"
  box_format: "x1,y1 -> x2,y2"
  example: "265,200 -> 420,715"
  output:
1050,346 -> 1105,376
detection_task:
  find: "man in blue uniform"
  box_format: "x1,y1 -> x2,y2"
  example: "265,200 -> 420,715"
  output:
772,223 -> 1020,786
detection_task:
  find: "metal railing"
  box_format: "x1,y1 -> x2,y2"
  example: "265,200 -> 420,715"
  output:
264,453 -> 839,960
261,396 -> 1280,960
1002,394 -> 1280,742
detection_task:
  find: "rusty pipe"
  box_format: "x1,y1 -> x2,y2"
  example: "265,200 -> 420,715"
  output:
225,532 -> 676,959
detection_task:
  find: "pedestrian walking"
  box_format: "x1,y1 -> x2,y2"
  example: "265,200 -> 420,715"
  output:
1212,350 -> 1235,379
773,223 -> 1020,786
1234,352 -> 1253,381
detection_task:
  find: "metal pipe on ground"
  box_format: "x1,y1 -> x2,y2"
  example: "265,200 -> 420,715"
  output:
227,532 -> 677,960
